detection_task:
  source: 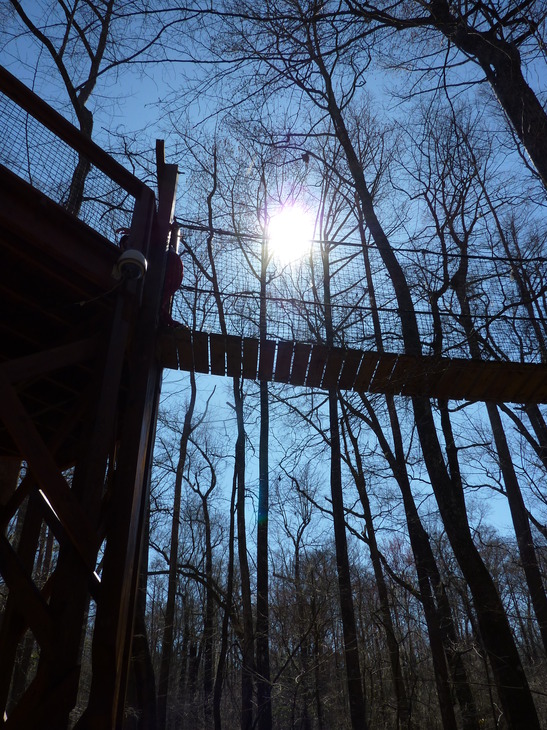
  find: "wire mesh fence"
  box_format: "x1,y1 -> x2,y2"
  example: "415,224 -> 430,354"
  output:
0,91 -> 134,243
176,229 -> 547,364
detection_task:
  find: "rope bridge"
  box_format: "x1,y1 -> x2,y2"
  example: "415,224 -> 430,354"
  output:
159,226 -> 547,403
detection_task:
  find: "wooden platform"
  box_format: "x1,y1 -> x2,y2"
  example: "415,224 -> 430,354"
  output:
0,164 -> 121,463
159,327 -> 547,404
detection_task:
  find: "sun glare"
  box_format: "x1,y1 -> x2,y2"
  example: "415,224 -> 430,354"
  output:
267,206 -> 313,263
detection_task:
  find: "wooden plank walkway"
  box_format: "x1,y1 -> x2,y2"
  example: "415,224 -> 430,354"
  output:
159,327 -> 547,404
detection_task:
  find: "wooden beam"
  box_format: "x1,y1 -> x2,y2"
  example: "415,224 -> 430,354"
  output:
226,335 -> 242,377
0,66 -> 147,198
0,168 -> 118,287
353,352 -> 379,392
0,370 -> 96,571
2,664 -> 80,730
157,331 -> 547,403
0,337 -> 99,384
80,153 -> 176,728
0,491 -> 46,712
0,536 -> 55,655
290,342 -> 312,386
210,334 -> 227,376
258,340 -> 276,381
507,366 -> 547,403
337,348 -> 363,390
242,338 -> 259,380
435,359 -> 483,401
157,330 -> 179,370
369,353 -> 398,393
306,344 -> 329,388
192,331 -> 209,374
321,347 -> 346,389
175,328 -> 193,371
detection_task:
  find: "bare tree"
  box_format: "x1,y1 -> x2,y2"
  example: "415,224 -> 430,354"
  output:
344,0 -> 547,190
156,370 -> 198,730
215,5 -> 541,726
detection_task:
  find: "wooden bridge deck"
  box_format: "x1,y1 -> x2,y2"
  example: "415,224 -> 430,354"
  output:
159,327 -> 547,404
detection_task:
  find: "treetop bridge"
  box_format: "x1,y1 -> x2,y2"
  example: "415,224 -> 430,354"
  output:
1,65 -> 547,727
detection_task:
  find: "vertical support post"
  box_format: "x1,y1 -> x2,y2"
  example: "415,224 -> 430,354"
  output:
76,152 -> 178,729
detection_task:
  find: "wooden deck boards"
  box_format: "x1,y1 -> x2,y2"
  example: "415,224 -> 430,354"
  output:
159,328 -> 547,404
274,341 -> 294,383
290,343 -> 312,386
209,334 -> 226,376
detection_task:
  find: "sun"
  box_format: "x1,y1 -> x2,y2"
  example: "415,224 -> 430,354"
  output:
267,205 -> 313,263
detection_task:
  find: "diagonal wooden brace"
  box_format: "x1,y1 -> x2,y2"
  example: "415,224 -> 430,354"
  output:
0,535 -> 55,655
0,370 -> 97,572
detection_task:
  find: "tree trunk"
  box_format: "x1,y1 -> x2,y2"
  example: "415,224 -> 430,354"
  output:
316,56 -> 539,726
157,371 -> 197,730
355,204 -> 476,729
124,521 -> 157,730
256,235 -> 272,730
234,377 -> 255,730
450,241 -> 547,659
319,221 -> 368,729
202,497 -> 215,725
213,466 -> 237,730
328,390 -> 369,730
341,406 -> 414,730
428,0 -> 547,190
487,402 -> 547,654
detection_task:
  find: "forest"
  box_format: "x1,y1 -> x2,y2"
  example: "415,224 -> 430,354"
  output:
1,2 -> 547,729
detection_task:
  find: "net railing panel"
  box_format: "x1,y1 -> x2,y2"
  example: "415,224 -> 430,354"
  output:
0,91 -> 134,243
177,232 -> 547,364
